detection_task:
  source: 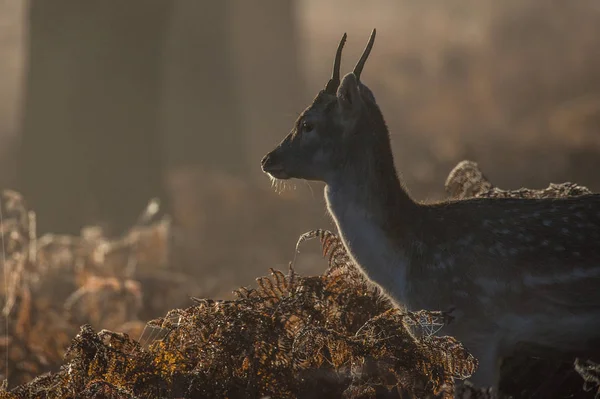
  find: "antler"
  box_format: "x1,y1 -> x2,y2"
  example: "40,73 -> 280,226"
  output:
353,29 -> 376,80
324,33 -> 347,94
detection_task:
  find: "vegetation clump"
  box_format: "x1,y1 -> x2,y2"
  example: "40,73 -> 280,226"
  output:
2,228 -> 477,398
0,190 -> 195,391
445,160 -> 592,200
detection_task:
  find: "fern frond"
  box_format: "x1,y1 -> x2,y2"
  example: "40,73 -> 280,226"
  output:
294,229 -> 352,271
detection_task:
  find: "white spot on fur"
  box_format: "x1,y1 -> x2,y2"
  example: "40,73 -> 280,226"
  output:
412,240 -> 425,254
438,257 -> 455,270
474,277 -> 507,296
457,235 -> 474,246
491,242 -> 507,256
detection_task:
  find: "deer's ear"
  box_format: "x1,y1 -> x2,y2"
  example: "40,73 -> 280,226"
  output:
336,73 -> 362,113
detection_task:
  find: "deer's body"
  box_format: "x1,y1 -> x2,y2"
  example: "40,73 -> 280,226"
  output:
331,178 -> 600,377
261,30 -> 600,391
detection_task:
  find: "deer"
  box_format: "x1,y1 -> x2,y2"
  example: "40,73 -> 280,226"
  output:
260,30 -> 600,394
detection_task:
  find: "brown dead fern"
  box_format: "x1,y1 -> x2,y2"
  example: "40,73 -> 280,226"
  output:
445,160 -> 592,200
0,191 -> 180,390
4,234 -> 478,399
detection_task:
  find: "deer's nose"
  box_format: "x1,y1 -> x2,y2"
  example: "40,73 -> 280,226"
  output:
261,151 -> 289,179
261,152 -> 279,171
261,153 -> 271,168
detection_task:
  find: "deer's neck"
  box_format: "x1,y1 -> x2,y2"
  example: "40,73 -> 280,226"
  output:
324,145 -> 419,307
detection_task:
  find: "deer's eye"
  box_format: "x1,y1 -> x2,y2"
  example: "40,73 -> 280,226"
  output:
301,121 -> 313,133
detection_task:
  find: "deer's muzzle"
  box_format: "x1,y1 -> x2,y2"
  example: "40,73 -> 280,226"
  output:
261,151 -> 290,180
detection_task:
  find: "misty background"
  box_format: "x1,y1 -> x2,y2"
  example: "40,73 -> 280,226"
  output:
1,0 -> 600,300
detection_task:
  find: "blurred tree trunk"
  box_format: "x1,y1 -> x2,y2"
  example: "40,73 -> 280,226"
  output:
162,1 -> 303,177
162,2 -> 244,174
228,0 -> 305,180
162,1 -> 304,276
17,0 -> 171,236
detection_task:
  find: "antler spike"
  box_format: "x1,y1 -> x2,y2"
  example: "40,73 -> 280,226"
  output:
353,29 -> 376,80
324,33 -> 347,94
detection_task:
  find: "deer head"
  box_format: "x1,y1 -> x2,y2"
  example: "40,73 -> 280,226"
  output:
261,30 -> 389,185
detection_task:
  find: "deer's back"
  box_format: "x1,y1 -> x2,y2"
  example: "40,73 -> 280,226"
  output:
409,194 -> 600,312
404,194 -> 600,352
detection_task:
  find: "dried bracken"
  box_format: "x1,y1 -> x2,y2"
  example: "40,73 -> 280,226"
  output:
0,194 -> 479,399
445,160 -> 592,200
2,243 -> 477,399
0,190 -> 197,389
575,359 -> 600,398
